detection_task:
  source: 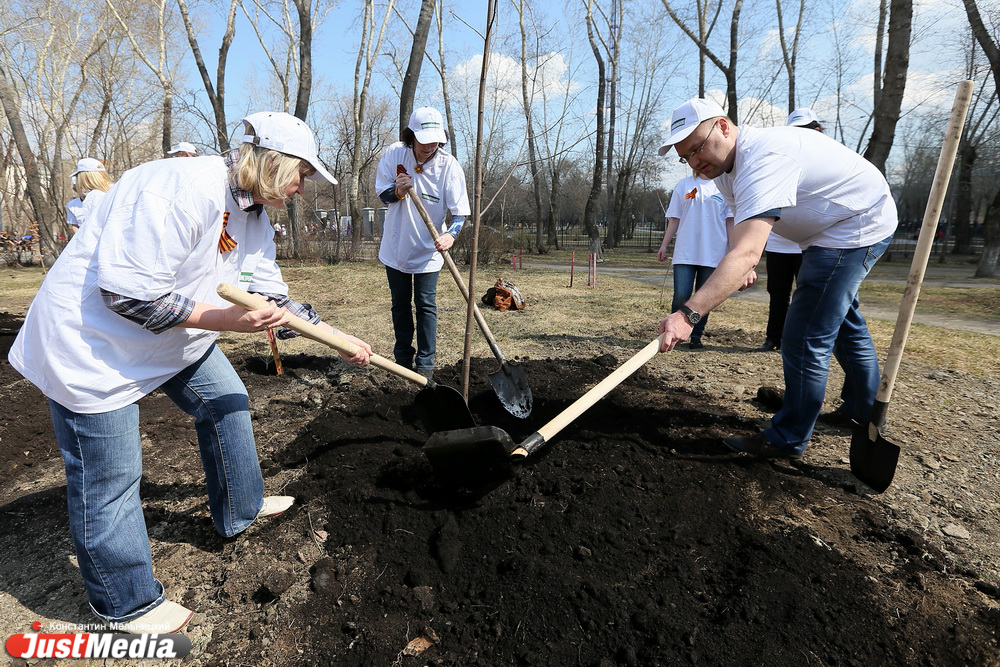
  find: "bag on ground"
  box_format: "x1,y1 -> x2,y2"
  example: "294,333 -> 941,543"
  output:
481,278 -> 526,311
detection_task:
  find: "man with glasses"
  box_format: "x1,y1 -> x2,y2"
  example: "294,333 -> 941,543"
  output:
655,97 -> 897,463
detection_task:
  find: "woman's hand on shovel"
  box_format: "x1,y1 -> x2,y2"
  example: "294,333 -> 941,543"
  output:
316,323 -> 372,367
657,312 -> 694,352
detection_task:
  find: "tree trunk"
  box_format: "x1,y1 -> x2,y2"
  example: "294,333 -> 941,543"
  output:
293,0 -> 313,120
177,0 -> 237,151
0,63 -> 58,254
952,141 -> 975,254
399,0 -> 435,135
546,164 -> 560,249
517,0 -> 546,254
863,0 -> 912,173
975,186 -> 999,277
584,0 -> 606,257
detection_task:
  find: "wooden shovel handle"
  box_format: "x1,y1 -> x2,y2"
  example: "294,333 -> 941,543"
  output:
408,188 -> 507,363
511,334 -> 665,458
216,283 -> 429,387
877,80 -> 973,407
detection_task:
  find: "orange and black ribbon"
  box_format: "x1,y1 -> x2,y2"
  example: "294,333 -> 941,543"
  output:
685,188 -> 698,200
218,211 -> 238,253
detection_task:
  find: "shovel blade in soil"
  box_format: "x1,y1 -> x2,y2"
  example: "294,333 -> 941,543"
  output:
488,361 -> 533,419
413,385 -> 477,433
849,422 -> 901,493
424,425 -> 517,486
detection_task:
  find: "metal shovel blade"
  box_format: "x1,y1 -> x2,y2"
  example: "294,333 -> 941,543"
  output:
424,425 -> 518,486
413,384 -> 477,434
849,421 -> 901,493
488,361 -> 533,419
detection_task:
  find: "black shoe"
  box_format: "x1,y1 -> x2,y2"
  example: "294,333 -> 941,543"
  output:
756,339 -> 779,351
817,410 -> 857,428
416,367 -> 434,381
722,432 -> 802,461
689,338 -> 704,349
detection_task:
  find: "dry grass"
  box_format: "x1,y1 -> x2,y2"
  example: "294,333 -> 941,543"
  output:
3,260 -> 997,378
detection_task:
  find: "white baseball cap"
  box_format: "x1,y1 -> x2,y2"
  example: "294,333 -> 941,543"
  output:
167,141 -> 198,155
71,158 -> 107,176
657,97 -> 728,156
241,112 -> 337,185
408,106 -> 448,144
786,108 -> 819,127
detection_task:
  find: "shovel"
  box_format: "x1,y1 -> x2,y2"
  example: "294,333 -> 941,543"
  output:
849,80 -> 973,493
407,185 -> 532,419
424,334 -> 664,484
216,284 -> 476,433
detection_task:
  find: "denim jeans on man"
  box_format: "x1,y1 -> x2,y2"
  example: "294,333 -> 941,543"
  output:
765,235 -> 893,455
386,265 -> 440,370
50,345 -> 265,625
671,264 -> 715,340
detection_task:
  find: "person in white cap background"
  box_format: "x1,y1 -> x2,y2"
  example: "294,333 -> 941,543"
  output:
167,141 -> 199,157
376,105 -> 471,379
67,158 -> 114,230
9,111 -> 371,634
753,108 -> 824,352
657,168 -> 734,349
655,97 -> 897,463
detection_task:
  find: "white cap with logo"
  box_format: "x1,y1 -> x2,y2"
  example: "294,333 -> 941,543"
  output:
408,106 -> 448,144
657,97 -> 728,156
241,112 -> 337,185
71,158 -> 107,177
786,108 -> 819,127
167,141 -> 198,155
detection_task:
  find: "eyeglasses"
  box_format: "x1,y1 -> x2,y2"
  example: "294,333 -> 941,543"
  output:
678,120 -> 719,165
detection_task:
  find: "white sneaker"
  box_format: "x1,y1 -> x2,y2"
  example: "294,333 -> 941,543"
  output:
119,600 -> 193,634
257,496 -> 295,519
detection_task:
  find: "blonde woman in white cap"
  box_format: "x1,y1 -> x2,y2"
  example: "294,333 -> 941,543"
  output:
67,158 -> 114,229
376,105 -> 471,380
167,141 -> 199,157
9,111 -> 371,634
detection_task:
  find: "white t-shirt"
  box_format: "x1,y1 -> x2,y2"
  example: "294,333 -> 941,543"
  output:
9,156 -> 287,413
764,231 -> 801,254
664,175 -> 733,268
79,189 -> 108,228
713,126 -> 898,248
66,197 -> 84,228
376,142 -> 471,274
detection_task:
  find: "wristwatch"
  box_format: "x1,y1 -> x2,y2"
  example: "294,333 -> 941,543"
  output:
678,305 -> 702,325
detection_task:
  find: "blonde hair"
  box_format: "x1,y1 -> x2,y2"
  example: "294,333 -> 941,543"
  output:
232,143 -> 311,203
77,168 -> 114,196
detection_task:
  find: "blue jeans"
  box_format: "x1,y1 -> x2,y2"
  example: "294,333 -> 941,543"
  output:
765,236 -> 892,455
672,264 -> 715,339
386,266 -> 440,370
50,345 -> 265,624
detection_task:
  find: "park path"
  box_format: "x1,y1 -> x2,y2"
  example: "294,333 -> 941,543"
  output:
526,261 -> 1000,337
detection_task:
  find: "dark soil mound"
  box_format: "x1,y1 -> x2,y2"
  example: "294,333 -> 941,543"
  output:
210,355 -> 998,666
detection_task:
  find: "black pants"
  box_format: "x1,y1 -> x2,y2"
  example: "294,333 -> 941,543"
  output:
764,251 -> 803,343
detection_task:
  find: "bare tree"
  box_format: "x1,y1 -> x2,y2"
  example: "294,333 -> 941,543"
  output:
583,0 -> 607,257
176,0 -> 239,151
399,0 -> 435,135
962,0 -> 1000,276
660,0 -> 743,122
862,0 -> 911,173
514,0 -> 548,252
775,0 -> 805,111
105,0 -> 181,154
348,0 -> 396,254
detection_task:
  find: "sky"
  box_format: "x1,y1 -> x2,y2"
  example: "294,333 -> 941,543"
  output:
175,0 -> 985,188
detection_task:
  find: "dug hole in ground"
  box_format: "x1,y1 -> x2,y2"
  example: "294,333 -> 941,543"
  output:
0,292 -> 998,665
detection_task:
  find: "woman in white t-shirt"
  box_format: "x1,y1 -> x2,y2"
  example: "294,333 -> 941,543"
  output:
9,112 -> 371,635
376,106 -> 470,379
658,172 -> 734,348
67,158 -> 114,230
